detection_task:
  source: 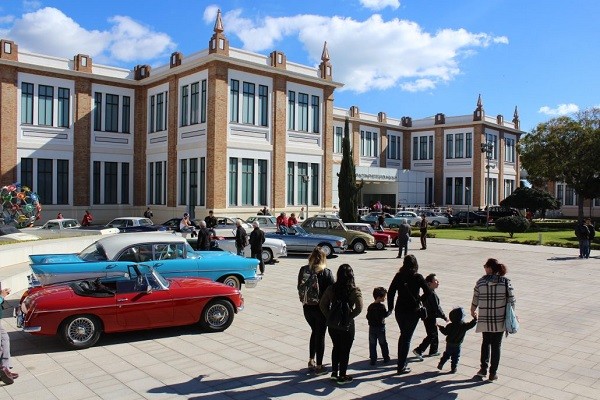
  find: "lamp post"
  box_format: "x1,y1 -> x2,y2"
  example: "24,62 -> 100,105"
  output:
465,186 -> 470,226
302,175 -> 310,219
480,142 -> 494,227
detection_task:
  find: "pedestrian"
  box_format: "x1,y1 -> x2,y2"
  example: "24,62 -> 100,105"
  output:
297,247 -> 335,375
419,214 -> 428,250
204,210 -> 217,230
378,212 -> 385,230
196,220 -> 211,251
56,212 -> 63,219
413,273 -> 448,360
144,207 -> 153,219
0,287 -> 18,385
276,212 -> 288,230
288,213 -> 298,227
366,287 -> 390,366
471,258 -> 516,381
299,207 -> 306,221
437,307 -> 477,373
234,219 -> 248,256
584,218 -> 595,259
179,213 -> 195,234
396,218 -> 411,258
387,254 -> 431,375
575,219 -> 591,259
319,264 -> 363,385
249,221 -> 266,274
81,210 -> 93,226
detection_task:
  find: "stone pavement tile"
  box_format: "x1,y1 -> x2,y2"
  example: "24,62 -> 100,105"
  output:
564,381 -> 600,399
33,367 -> 78,387
48,381 -> 97,400
91,385 -> 144,400
142,363 -> 184,382
5,387 -> 60,400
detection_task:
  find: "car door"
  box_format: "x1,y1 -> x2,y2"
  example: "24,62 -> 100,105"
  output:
115,272 -> 174,329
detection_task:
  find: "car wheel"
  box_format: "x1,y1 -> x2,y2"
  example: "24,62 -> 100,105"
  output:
375,241 -> 385,250
352,240 -> 366,254
221,275 -> 242,289
60,315 -> 102,349
200,299 -> 235,332
431,221 -> 440,227
261,248 -> 273,264
318,244 -> 334,258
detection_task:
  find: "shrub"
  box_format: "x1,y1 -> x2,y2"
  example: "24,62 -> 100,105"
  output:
495,216 -> 530,238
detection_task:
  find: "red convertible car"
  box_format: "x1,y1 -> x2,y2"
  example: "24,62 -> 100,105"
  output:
17,264 -> 243,349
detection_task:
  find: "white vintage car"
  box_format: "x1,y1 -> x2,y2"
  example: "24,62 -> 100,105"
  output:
39,218 -> 81,230
216,237 -> 287,264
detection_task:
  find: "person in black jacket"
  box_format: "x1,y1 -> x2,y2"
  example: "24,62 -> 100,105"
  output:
234,219 -> 247,256
196,220 -> 211,251
413,273 -> 448,360
366,287 -> 390,365
437,307 -> 477,373
249,221 -> 266,274
387,255 -> 431,374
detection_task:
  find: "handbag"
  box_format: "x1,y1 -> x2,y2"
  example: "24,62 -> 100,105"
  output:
504,279 -> 519,334
404,283 -> 428,320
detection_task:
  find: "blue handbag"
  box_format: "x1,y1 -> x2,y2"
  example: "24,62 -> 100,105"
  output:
504,280 -> 519,334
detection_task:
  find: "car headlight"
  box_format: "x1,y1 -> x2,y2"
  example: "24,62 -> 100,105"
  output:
336,240 -> 343,246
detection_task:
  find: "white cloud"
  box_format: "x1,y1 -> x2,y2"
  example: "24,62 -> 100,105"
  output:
203,4 -> 220,24
0,15 -> 15,24
22,0 -> 41,13
218,9 -> 507,93
538,104 -> 579,116
3,7 -> 175,64
359,0 -> 400,11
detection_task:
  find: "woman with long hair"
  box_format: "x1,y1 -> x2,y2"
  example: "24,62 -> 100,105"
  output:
387,254 -> 431,374
319,264 -> 363,385
471,258 -> 516,381
297,247 -> 335,375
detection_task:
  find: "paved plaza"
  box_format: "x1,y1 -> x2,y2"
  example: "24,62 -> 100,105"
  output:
1,238 -> 599,399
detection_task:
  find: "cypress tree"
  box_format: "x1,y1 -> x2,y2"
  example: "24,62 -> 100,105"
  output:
337,117 -> 363,222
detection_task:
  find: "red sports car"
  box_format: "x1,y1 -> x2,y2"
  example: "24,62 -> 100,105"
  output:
345,223 -> 393,250
17,264 -> 243,349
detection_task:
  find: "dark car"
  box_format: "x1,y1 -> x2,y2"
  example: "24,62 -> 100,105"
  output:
105,217 -> 167,233
453,211 -> 487,225
476,207 -> 522,223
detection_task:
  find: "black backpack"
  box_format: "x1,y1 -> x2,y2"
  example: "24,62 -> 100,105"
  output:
327,297 -> 352,331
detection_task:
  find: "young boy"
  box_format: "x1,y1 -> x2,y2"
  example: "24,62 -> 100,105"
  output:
413,273 -> 448,360
366,287 -> 390,365
437,307 -> 477,373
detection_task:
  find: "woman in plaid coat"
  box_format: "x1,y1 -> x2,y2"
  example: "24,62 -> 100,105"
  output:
470,258 -> 516,382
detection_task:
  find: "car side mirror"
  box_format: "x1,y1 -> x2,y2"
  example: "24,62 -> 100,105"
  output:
145,285 -> 153,294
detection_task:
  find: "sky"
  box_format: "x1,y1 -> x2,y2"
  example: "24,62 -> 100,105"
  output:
0,0 -> 598,132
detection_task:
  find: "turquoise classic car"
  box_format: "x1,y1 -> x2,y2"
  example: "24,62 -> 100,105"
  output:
28,233 -> 261,290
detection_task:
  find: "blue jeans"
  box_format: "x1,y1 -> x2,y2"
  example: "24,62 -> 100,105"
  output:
439,343 -> 461,369
369,325 -> 390,362
395,311 -> 420,371
579,239 -> 590,258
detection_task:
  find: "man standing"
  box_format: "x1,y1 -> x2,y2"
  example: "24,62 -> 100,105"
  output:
396,218 -> 411,258
420,214 -> 429,250
235,219 -> 248,256
575,219 -> 590,259
0,287 -> 18,385
585,218 -> 595,259
81,210 -> 93,226
249,221 -> 266,275
205,210 -> 217,230
143,207 -> 153,219
196,220 -> 212,251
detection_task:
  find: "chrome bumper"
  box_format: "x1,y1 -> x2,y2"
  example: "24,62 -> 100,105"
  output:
23,326 -> 41,333
245,275 -> 262,288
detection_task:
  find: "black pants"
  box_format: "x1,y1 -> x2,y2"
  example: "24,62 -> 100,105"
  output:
395,311 -> 419,371
439,343 -> 461,369
415,317 -> 438,355
329,324 -> 355,376
398,240 -> 408,257
420,230 -> 427,249
369,326 -> 390,362
303,305 -> 327,366
480,331 -> 504,374
251,250 -> 265,274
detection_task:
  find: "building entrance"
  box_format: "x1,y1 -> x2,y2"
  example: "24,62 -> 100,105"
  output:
363,193 -> 396,210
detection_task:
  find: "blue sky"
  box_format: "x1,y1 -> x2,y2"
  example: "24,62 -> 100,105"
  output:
1,0 -> 598,132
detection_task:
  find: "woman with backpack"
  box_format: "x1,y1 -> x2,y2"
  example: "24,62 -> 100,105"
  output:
297,247 -> 335,375
319,264 -> 363,385
387,254 -> 431,375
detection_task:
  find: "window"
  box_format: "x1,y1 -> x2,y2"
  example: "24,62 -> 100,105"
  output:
242,159 -> 254,205
147,161 -> 166,205
242,82 -> 255,124
445,176 -> 470,205
504,179 -> 515,199
258,159 -> 267,206
298,162 -> 308,205
465,177 -> 472,205
425,177 -> 433,206
287,162 -> 295,205
455,133 -> 464,158
486,133 -> 498,159
413,137 -> 418,160
466,133 -> 472,158
121,162 -> 129,204
298,93 -> 309,131
420,136 -> 428,159
413,134 -> 434,160
311,163 -> 319,206
445,177 -> 453,205
199,157 -> 206,206
201,80 -> 207,123
565,185 -> 576,206
179,159 -> 187,205
20,158 -> 33,189
180,86 -> 188,126
21,82 -> 33,124
360,130 -> 378,157
446,133 -> 466,159
311,95 -> 320,133
454,177 -> 464,205
57,159 -> 69,205
388,134 -> 401,160
190,82 -> 199,124
446,135 -> 454,159
149,95 -> 155,133
288,90 -> 295,130
105,94 -> 119,132
37,159 -> 53,204
485,177 -> 498,206
122,96 -> 130,133
93,161 -> 101,204
154,161 -> 163,204
94,92 -> 102,131
189,158 -> 198,207
38,85 -> 53,126
104,162 -> 118,204
334,126 -> 343,154
57,88 -> 70,128
505,138 -> 516,162
230,79 -> 239,122
229,157 -> 238,206
156,93 -> 164,131
259,85 -> 268,127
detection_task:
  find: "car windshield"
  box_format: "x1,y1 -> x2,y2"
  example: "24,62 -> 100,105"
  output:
184,242 -> 200,259
292,225 -> 307,235
79,243 -> 108,261
44,222 -> 60,229
151,269 -> 170,289
139,219 -> 153,226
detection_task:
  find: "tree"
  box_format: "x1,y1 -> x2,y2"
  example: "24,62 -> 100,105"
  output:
337,117 -> 363,222
500,187 -> 560,214
519,107 -> 600,221
495,216 -> 530,238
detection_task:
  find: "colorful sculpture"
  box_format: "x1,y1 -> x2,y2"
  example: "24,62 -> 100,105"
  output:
0,183 -> 42,228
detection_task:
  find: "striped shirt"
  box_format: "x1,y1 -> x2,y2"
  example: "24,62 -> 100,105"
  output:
471,275 -> 516,333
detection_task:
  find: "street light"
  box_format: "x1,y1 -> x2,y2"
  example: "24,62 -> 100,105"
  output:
480,142 -> 494,227
301,175 -> 310,219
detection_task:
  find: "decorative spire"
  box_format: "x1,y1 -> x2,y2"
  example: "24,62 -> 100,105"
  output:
513,106 -> 519,119
512,106 -> 520,130
214,9 -> 224,33
321,41 -> 330,62
473,93 -> 484,121
476,93 -> 483,109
